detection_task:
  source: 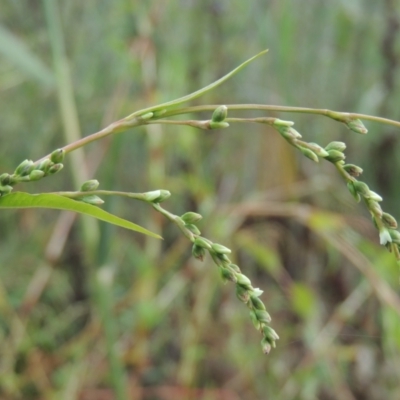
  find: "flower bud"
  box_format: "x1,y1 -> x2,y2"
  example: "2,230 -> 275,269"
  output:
0,173 -> 11,185
343,164 -> 363,177
347,182 -> 361,202
389,229 -> 400,244
211,105 -> 228,123
29,170 -> 45,181
249,310 -> 261,330
353,181 -> 370,197
209,121 -> 229,129
382,213 -> 398,229
304,142 -> 329,157
48,163 -> 64,175
79,195 -> 104,205
0,185 -> 13,196
154,190 -> 171,203
80,179 -> 100,192
366,190 -> 382,202
228,263 -> 241,273
299,147 -> 319,162
181,211 -> 202,224
325,149 -> 345,163
261,337 -> 272,355
236,273 -> 252,289
194,237 -> 212,250
36,159 -> 52,173
325,141 -> 346,152
367,199 -> 382,218
255,309 -> 272,324
346,118 -> 367,134
220,266 -> 237,283
236,284 -> 250,303
192,243 -> 206,261
211,243 -> 232,255
138,112 -> 154,120
185,223 -> 201,236
250,295 -> 266,310
262,325 -> 280,341
15,159 -> 35,176
50,149 -> 65,164
143,190 -> 161,202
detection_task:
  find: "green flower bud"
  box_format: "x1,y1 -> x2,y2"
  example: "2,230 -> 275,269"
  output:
325,141 -> 346,152
249,310 -> 261,330
29,170 -> 45,181
343,164 -> 363,177
261,337 -> 272,355
236,284 -> 250,303
236,273 -> 252,289
194,237 -> 212,250
255,309 -> 272,324
143,190 -> 161,202
181,211 -> 202,224
139,112 -> 154,120
262,325 -> 280,342
211,243 -> 232,255
192,243 -> 206,261
185,223 -> 201,236
347,182 -> 361,202
209,121 -> 230,129
48,163 -> 64,175
299,147 -> 319,162
211,105 -> 228,123
273,119 -> 294,127
0,173 -> 11,185
367,199 -> 382,218
36,159 -> 53,173
220,266 -> 237,283
228,263 -> 241,273
346,118 -> 368,134
389,229 -> 400,244
79,195 -> 104,205
80,179 -> 100,192
50,149 -> 65,164
382,213 -> 398,229
0,185 -> 13,196
353,181 -> 370,197
154,190 -> 171,203
304,142 -> 330,157
325,149 -> 345,163
250,295 -> 266,311
15,159 -> 35,176
366,190 -> 383,202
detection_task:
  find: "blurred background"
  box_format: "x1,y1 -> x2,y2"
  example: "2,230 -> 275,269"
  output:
1,1 -> 400,399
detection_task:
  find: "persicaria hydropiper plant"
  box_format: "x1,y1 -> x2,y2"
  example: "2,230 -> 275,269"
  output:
2,50 -> 400,355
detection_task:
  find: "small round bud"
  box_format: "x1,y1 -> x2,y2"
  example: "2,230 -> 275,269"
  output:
236,273 -> 252,289
79,195 -> 104,205
325,141 -> 346,152
0,173 -> 11,185
211,105 -> 228,123
255,310 -> 272,324
325,149 -> 345,163
192,243 -> 206,261
181,212 -> 202,224
236,284 -> 250,303
185,223 -> 201,236
299,147 -> 319,162
250,295 -> 266,311
353,181 -> 370,197
346,118 -> 367,134
220,266 -> 237,283
382,213 -> 398,229
154,190 -> 171,203
48,163 -> 64,175
343,164 -> 363,177
15,159 -> 35,176
305,142 -> 329,157
0,185 -> 13,196
80,179 -> 100,192
139,112 -> 154,121
194,237 -> 212,250
347,182 -> 361,202
209,121 -> 230,129
29,170 -> 45,181
50,149 -> 65,164
211,243 -> 232,255
36,159 -> 53,173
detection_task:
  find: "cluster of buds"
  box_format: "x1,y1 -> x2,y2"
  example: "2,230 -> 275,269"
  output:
188,217 -> 279,353
0,148 -> 65,196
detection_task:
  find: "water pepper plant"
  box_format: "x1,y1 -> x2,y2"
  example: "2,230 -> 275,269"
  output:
1,50 -> 400,355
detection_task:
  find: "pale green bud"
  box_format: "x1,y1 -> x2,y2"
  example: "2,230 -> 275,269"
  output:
343,164 -> 363,177
211,105 -> 228,122
353,181 -> 370,197
382,213 -> 397,229
304,142 -> 330,157
29,170 -> 45,181
209,121 -> 230,129
347,182 -> 361,202
80,179 -> 100,192
220,266 -> 237,283
389,229 -> 400,244
15,159 -> 34,176
228,263 -> 241,273
48,163 -> 64,175
299,147 -> 319,162
194,237 -> 212,250
367,199 -> 382,218
250,295 -> 266,310
261,337 -> 272,355
139,112 -> 154,120
236,273 -> 252,289
36,159 -> 52,173
325,149 -> 345,163
0,173 -> 11,185
50,149 -> 65,164
192,243 -> 206,261
249,310 -> 261,330
211,243 -> 232,255
185,223 -> 201,236
366,190 -> 383,202
236,284 -> 250,303
325,141 -> 346,152
346,118 -> 367,134
154,190 -> 171,203
143,190 -> 161,202
255,309 -> 272,324
0,185 -> 13,196
262,325 -> 280,341
80,195 -> 104,205
181,211 -> 202,224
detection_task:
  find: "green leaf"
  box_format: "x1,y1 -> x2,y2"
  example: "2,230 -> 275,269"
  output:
0,192 -> 161,239
126,50 -> 268,119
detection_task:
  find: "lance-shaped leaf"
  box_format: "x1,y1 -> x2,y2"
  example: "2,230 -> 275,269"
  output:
0,192 -> 160,238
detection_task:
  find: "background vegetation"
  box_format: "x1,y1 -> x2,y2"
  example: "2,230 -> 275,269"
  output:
1,1 -> 400,399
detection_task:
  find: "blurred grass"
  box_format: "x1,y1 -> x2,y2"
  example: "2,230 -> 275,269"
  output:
1,1 -> 400,399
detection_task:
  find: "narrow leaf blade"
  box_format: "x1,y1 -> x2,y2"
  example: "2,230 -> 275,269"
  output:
0,192 -> 161,238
